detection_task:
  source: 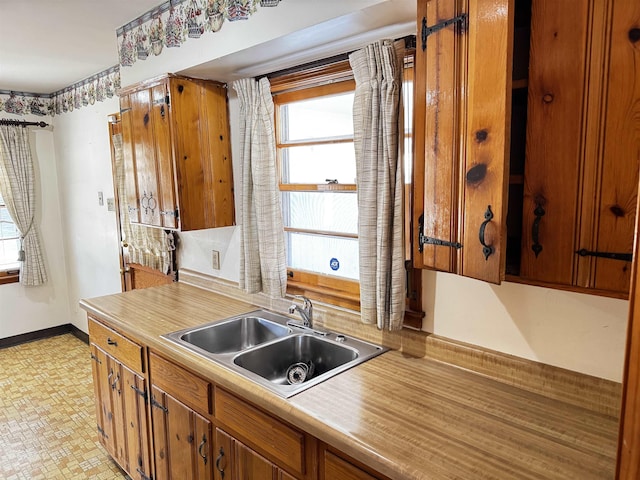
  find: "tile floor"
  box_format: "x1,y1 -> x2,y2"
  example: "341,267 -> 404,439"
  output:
0,334 -> 128,479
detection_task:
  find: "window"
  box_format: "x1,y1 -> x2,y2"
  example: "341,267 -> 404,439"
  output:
274,73 -> 360,309
272,47 -> 424,324
0,192 -> 20,284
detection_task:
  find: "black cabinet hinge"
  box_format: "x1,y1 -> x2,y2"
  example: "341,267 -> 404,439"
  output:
576,249 -> 632,262
137,468 -> 153,480
130,384 -> 148,402
165,95 -> 170,106
418,214 -> 463,252
90,353 -> 102,364
120,107 -> 132,114
96,424 -> 109,440
150,396 -> 168,413
421,13 -> 468,51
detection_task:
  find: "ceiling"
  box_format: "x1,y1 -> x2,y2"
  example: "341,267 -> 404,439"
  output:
0,0 -> 162,94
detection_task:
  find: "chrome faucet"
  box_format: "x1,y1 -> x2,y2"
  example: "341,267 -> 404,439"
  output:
288,295 -> 313,328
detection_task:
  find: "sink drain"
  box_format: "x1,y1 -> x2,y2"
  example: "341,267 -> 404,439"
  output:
286,362 -> 314,385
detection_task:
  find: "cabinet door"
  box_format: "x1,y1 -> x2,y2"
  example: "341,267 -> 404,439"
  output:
120,95 -> 140,224
107,356 -> 128,468
90,345 -> 116,457
519,0 -> 588,286
214,428 -> 234,480
520,0 -> 639,296
215,428 -> 279,480
150,82 -> 178,229
121,365 -> 152,480
582,0 -> 639,293
236,441 -> 276,480
130,87 -> 162,226
151,385 -> 213,480
414,0 -> 514,283
322,450 -> 383,480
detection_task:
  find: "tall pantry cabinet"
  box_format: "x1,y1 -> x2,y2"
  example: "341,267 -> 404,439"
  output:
413,0 -> 640,298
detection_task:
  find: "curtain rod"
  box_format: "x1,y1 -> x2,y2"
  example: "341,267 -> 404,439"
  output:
0,119 -> 49,128
259,34 -> 416,81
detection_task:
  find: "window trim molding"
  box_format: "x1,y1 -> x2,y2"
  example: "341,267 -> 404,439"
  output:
0,269 -> 19,285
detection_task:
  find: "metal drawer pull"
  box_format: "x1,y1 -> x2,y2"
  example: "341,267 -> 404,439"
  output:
198,434 -> 208,465
215,446 -> 225,479
479,205 -> 494,260
576,249 -> 632,262
106,337 -> 118,347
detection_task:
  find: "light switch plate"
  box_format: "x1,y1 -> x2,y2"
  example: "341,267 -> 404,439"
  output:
212,250 -> 220,270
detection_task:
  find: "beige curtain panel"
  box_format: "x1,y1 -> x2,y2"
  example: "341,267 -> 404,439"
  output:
113,133 -> 172,274
0,124 -> 47,286
350,39 -> 406,330
232,77 -> 287,298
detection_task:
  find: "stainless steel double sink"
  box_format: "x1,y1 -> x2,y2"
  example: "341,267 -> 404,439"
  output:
162,310 -> 387,398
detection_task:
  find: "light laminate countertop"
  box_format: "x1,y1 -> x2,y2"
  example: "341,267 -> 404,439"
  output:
80,282 -> 619,480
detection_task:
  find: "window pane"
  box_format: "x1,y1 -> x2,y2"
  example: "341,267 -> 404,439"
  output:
281,143 -> 356,184
1,210 -> 19,239
0,238 -> 20,267
281,92 -> 354,142
283,192 -> 357,234
286,232 -> 359,280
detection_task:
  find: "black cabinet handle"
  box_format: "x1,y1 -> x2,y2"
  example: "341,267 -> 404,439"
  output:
198,434 -> 208,465
215,446 -> 225,479
479,205 -> 494,260
110,373 -> 120,394
106,337 -> 118,347
531,203 -> 545,258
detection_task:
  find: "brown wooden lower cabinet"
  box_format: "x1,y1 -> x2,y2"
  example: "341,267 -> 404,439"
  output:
88,320 -> 388,480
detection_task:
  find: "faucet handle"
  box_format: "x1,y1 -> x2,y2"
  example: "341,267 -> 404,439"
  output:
294,295 -> 312,311
288,305 -> 296,314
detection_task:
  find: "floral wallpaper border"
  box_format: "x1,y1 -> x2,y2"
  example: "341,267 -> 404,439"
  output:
1,0 -> 282,117
0,66 -> 121,117
118,0 -> 281,68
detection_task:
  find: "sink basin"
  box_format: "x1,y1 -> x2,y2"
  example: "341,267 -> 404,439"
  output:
234,334 -> 359,385
178,315 -> 290,354
162,309 -> 387,398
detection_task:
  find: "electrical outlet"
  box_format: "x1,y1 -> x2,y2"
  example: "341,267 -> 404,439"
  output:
106,198 -> 115,212
212,250 -> 220,270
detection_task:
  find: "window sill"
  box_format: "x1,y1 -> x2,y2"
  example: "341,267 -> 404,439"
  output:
0,269 -> 19,285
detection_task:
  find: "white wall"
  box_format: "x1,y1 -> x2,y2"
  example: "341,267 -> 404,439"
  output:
52,98 -> 123,333
0,113 -> 71,338
424,272 -> 628,381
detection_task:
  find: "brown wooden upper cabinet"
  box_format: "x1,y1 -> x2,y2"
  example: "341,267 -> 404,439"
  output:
413,0 -> 514,284
413,0 -> 640,297
119,74 -> 235,231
